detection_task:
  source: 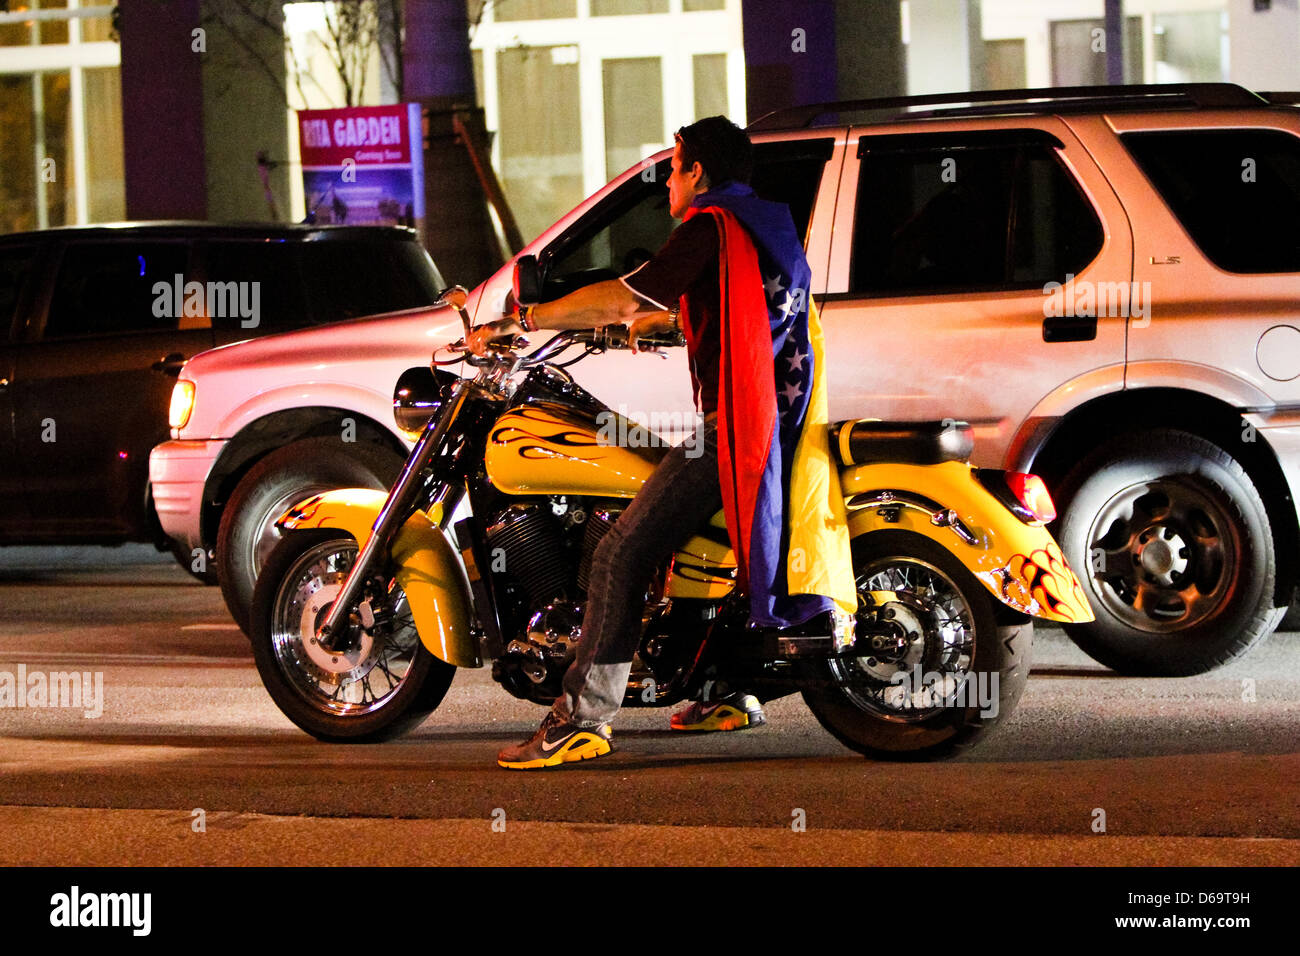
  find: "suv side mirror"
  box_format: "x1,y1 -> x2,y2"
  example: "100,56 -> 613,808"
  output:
513,254 -> 542,306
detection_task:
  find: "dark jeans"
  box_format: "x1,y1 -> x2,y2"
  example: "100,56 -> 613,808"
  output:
554,414 -> 721,728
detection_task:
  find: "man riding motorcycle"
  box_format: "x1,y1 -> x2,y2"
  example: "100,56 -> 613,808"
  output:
468,115 -> 855,769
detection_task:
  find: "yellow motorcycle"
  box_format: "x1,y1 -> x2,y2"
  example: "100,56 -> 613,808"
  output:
249,288 -> 1093,759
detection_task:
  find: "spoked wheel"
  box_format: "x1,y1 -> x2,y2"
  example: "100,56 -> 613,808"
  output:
803,530 -> 1031,760
249,529 -> 455,741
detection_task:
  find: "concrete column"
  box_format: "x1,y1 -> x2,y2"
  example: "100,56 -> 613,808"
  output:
1228,0 -> 1300,92
119,0 -> 207,220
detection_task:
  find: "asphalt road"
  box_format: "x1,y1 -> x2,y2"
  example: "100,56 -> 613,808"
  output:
1,545 -> 1297,865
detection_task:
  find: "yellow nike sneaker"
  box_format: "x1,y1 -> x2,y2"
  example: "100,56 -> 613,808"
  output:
670,692 -> 766,732
497,711 -> 614,769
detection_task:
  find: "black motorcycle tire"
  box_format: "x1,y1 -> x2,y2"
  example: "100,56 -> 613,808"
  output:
1054,429 -> 1280,676
218,437 -> 403,635
249,528 -> 455,742
802,531 -> 1032,761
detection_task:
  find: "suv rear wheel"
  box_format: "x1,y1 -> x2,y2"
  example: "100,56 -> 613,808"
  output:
216,437 -> 404,635
1055,429 -> 1281,675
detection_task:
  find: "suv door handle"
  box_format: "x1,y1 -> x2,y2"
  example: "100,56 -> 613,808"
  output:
151,352 -> 186,375
1041,316 -> 1096,343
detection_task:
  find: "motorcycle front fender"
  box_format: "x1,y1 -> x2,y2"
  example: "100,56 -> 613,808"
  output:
840,460 -> 1094,625
277,488 -> 481,667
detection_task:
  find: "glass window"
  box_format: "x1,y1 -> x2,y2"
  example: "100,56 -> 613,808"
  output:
1050,17 -> 1144,85
692,54 -> 727,122
984,39 -> 1026,89
497,45 -> 584,243
591,0 -> 667,14
850,134 -> 1103,296
749,138 -> 834,247
0,76 -> 37,233
603,57 -> 663,181
45,242 -> 190,339
494,0 -> 575,21
1153,11 -> 1226,83
202,241 -> 310,333
40,0 -> 70,44
80,0 -> 117,43
40,71 -> 74,229
1122,130 -> 1300,274
84,67 -> 125,223
542,158 -> 674,301
684,0 -> 725,10
303,240 -> 444,325
541,138 -> 833,300
0,246 -> 40,339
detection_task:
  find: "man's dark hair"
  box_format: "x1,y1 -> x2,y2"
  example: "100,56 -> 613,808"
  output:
674,116 -> 753,187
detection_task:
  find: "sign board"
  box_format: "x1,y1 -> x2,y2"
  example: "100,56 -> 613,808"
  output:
297,103 -> 424,231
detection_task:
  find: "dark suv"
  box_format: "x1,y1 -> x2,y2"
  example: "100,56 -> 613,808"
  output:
0,222 -> 443,573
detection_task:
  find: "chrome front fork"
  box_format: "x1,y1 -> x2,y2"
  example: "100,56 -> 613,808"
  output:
316,382 -> 471,652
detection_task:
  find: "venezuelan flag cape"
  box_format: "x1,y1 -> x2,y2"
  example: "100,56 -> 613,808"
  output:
680,183 -> 857,626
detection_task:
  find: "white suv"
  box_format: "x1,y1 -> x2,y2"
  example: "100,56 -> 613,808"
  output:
152,84 -> 1300,675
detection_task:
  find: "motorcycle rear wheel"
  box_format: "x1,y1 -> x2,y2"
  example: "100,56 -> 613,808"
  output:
249,529 -> 455,742
802,530 -> 1031,761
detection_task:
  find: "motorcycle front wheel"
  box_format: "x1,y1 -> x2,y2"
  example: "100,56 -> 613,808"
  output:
249,529 -> 456,742
803,530 -> 1032,761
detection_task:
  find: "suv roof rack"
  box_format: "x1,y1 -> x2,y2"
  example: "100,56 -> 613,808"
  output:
747,83 -> 1271,131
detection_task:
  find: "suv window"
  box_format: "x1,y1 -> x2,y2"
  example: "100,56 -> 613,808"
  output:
202,240 -> 311,333
850,131 -> 1103,295
303,240 -> 443,324
0,245 -> 38,340
1122,129 -> 1300,274
45,241 -> 190,339
542,138 -> 835,301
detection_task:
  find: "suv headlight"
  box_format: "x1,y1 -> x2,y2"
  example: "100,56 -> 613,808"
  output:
169,381 -> 196,430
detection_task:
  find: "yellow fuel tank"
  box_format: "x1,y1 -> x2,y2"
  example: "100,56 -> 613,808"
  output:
485,401 -> 668,498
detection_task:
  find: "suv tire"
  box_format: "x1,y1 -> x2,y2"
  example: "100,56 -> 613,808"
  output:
216,437 -> 404,635
1056,429 -> 1280,675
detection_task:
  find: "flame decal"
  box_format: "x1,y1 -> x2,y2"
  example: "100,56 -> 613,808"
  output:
1004,542 -> 1091,623
489,422 -> 607,463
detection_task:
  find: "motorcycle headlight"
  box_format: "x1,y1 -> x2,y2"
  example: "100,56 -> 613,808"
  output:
169,380 -> 196,430
393,367 -> 456,437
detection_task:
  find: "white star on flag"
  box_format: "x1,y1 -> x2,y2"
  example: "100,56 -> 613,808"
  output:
780,379 -> 804,405
763,274 -> 783,298
787,351 -> 806,373
778,290 -> 797,320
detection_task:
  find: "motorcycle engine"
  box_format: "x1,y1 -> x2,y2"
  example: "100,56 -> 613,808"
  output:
484,503 -> 571,607
492,601 -> 584,702
486,498 -> 622,703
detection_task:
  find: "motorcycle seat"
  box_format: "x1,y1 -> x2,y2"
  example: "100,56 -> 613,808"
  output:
830,419 -> 974,467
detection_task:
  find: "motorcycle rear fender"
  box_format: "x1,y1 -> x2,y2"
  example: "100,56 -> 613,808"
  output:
276,488 -> 481,667
840,460 -> 1094,624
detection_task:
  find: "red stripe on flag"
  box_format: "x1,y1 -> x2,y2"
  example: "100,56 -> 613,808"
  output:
701,207 -> 776,595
